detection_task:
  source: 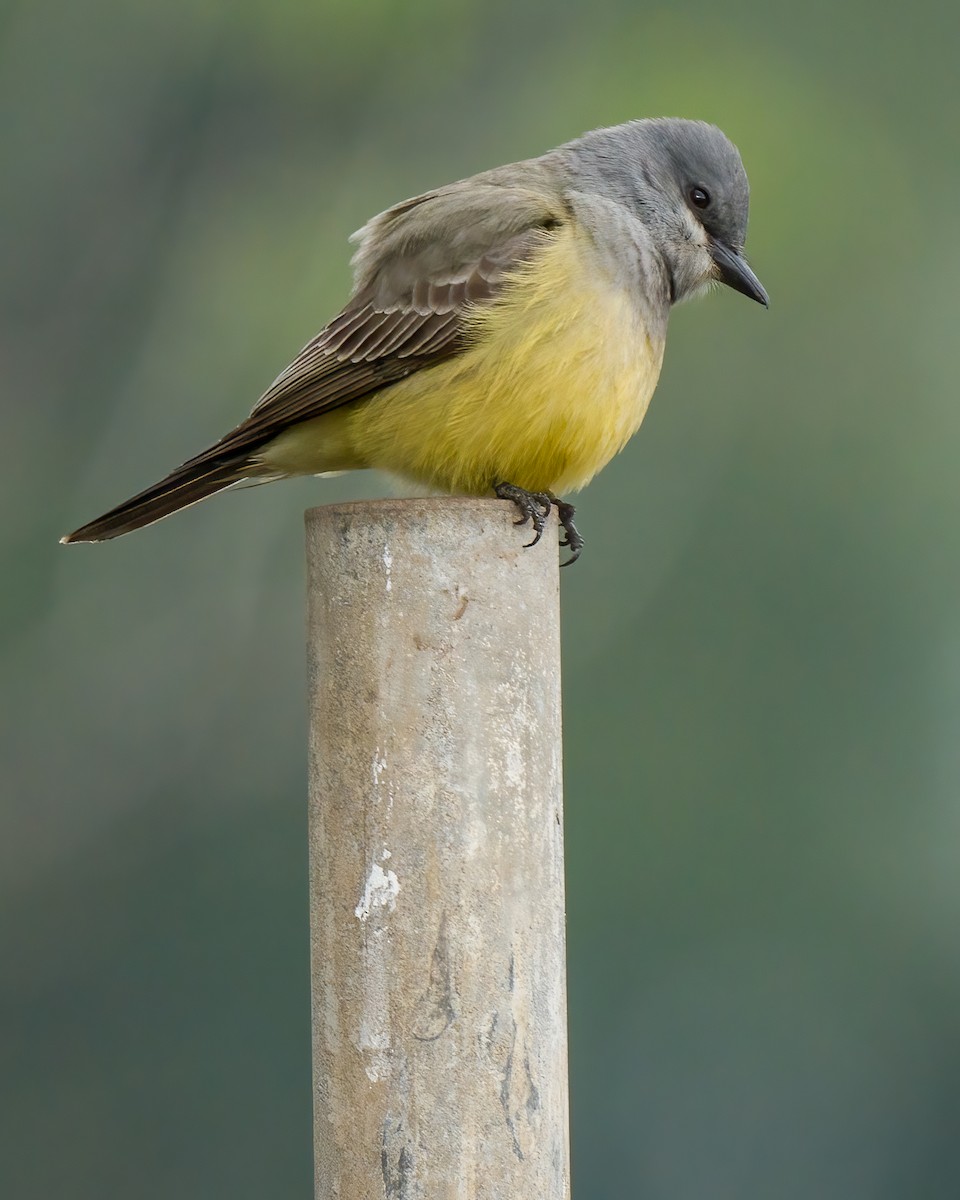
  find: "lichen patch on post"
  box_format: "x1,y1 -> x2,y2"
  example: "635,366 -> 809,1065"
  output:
372,751 -> 387,788
355,858 -> 400,921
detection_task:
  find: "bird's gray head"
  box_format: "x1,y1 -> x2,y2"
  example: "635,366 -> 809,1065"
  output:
567,118 -> 768,308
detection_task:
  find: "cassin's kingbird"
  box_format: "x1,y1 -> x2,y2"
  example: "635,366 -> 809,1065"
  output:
62,118 -> 767,561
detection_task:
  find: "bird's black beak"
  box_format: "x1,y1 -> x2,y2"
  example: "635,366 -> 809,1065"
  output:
709,240 -> 769,307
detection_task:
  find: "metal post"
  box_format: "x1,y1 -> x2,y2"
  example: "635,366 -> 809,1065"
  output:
305,497 -> 569,1199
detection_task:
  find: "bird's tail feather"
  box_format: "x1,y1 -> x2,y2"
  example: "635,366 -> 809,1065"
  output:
61,453 -> 259,543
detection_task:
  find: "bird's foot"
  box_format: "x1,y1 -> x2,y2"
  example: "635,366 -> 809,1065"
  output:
550,496 -> 584,567
494,482 -> 553,547
494,483 -> 584,565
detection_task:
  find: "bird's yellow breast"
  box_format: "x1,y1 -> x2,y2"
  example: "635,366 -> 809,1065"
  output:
267,224 -> 666,495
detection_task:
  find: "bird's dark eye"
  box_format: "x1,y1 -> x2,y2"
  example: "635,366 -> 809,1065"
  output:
689,187 -> 710,209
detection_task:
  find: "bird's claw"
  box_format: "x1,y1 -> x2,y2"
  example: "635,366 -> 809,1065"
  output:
494,483 -> 553,547
552,498 -> 584,567
494,483 -> 585,564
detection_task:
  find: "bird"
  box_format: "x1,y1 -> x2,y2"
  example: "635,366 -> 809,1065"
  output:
61,118 -> 767,562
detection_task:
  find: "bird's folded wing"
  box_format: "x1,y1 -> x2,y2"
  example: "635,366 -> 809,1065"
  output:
201,181 -> 566,460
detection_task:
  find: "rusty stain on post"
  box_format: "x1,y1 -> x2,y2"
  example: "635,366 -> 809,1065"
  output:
305,497 -> 570,1200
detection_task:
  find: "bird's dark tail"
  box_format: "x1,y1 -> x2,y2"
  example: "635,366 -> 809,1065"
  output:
61,452 -> 261,543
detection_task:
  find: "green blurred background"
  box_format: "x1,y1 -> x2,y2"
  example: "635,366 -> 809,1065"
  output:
4,0 -> 960,1195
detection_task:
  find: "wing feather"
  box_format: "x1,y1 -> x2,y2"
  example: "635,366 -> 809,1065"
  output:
198,182 -> 566,463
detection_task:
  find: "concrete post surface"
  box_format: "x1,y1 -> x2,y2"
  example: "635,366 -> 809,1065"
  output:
305,498 -> 569,1200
